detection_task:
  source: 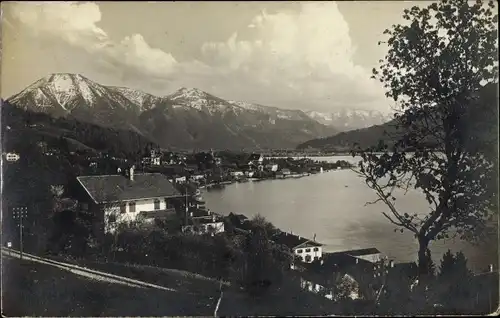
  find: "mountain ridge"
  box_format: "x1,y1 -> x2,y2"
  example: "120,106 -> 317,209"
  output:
297,83 -> 498,154
6,73 -> 343,150
305,109 -> 393,131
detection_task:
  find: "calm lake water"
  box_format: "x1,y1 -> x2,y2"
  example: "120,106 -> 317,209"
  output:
203,156 -> 498,272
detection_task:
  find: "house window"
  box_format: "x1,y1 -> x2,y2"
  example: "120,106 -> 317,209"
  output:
108,214 -> 117,223
313,247 -> 319,252
129,201 -> 136,213
296,249 -> 303,254
305,248 -> 311,252
120,204 -> 126,214
305,255 -> 312,262
165,200 -> 174,209
154,199 -> 161,210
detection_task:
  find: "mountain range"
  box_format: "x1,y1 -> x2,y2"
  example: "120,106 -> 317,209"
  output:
5,73 -> 340,150
305,109 -> 392,131
5,73 -> 393,150
297,83 -> 498,155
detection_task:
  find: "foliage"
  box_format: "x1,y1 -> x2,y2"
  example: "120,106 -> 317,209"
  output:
353,0 -> 498,276
434,250 -> 475,311
250,214 -> 278,237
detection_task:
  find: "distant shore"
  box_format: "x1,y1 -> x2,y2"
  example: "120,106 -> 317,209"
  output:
202,168 -> 348,190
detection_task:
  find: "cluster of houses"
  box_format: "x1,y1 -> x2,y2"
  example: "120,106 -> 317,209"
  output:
227,212 -> 389,301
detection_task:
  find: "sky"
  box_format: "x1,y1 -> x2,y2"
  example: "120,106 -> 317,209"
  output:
1,1 -> 420,113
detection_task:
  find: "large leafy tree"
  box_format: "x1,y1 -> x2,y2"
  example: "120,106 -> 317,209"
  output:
354,0 -> 498,278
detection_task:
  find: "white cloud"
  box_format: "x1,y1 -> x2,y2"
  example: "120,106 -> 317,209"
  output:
199,2 -> 388,111
9,2 -> 179,78
8,1 -> 390,112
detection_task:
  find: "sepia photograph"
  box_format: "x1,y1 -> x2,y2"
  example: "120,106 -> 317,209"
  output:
0,0 -> 498,316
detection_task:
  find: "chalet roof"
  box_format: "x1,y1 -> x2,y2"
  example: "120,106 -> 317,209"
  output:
77,173 -> 182,204
271,232 -> 322,249
345,248 -> 381,257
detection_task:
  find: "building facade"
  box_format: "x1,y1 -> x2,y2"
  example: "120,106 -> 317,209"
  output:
76,168 -> 184,235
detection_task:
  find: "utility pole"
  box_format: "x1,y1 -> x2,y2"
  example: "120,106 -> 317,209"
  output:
185,186 -> 189,225
12,206 -> 28,259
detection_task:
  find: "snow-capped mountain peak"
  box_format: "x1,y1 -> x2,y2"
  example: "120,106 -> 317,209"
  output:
169,87 -> 209,100
305,108 -> 393,131
9,73 -> 109,111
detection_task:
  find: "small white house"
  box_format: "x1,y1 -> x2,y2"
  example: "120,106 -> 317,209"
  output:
244,171 -> 255,178
230,171 -> 244,177
300,274 -> 361,301
4,152 -> 20,162
152,157 -> 161,166
174,176 -> 187,183
294,242 -> 323,263
272,232 -> 323,263
265,164 -> 279,172
191,174 -> 205,181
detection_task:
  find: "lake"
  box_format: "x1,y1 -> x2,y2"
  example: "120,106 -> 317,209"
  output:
203,156 -> 498,272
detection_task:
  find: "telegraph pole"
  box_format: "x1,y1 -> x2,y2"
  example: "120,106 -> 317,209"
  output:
12,206 -> 28,259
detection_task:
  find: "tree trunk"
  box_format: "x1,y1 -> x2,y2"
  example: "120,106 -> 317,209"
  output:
418,236 -> 430,278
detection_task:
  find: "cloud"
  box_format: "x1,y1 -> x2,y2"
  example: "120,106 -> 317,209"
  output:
9,2 -> 179,78
8,1 -> 390,112
199,2 -> 388,110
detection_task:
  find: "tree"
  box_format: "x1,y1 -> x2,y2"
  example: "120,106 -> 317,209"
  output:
243,227 -> 277,295
250,214 -> 277,237
353,0 -> 498,278
436,250 -> 475,312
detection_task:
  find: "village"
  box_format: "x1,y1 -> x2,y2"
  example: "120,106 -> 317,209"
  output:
2,146 -> 404,304
2,0 -> 498,314
3,141 -> 498,313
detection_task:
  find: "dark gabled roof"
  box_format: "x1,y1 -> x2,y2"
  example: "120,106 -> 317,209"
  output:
77,173 -> 182,204
345,248 -> 381,257
248,154 -> 262,161
271,232 -> 322,249
233,213 -> 248,222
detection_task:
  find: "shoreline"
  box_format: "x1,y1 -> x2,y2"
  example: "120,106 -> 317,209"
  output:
201,168 -> 348,189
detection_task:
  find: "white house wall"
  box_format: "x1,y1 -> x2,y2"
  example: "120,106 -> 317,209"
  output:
103,198 -> 175,233
294,246 -> 323,263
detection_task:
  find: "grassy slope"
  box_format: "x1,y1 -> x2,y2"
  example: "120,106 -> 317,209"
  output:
1,257 -> 217,317
38,256 -> 346,316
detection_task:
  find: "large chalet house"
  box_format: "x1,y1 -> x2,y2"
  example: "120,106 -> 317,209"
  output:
75,167 -> 184,235
272,232 -> 323,263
